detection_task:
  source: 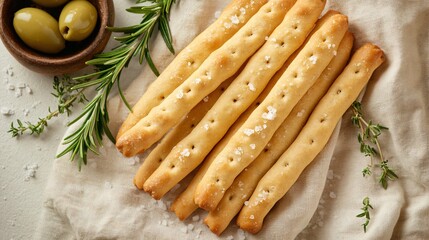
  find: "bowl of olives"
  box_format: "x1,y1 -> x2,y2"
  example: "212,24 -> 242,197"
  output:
0,0 -> 114,75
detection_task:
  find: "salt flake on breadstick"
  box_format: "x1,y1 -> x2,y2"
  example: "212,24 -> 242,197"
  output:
116,0 -> 296,157
116,0 -> 268,139
194,13 -> 349,211
237,43 -> 385,234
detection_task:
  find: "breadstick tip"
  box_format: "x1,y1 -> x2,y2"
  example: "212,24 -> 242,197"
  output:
203,218 -> 222,236
237,216 -> 263,234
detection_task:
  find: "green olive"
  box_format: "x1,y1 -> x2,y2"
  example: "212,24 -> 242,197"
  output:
13,8 -> 65,54
59,0 -> 98,42
31,0 -> 70,8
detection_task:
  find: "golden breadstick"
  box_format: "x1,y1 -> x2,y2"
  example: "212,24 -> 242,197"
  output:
170,58 -> 286,221
133,77 -> 234,189
195,13 -> 348,211
237,43 -> 385,234
117,0 -> 268,139
143,0 -> 325,199
205,31 -> 354,235
116,0 -> 296,157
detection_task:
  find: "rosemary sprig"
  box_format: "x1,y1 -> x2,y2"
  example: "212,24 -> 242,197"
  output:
8,76 -> 87,137
55,0 -> 176,170
356,196 -> 373,233
351,101 -> 398,189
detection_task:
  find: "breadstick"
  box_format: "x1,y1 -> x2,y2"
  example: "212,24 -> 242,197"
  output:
237,43 -> 385,234
133,76 -> 235,189
116,0 -> 296,157
205,31 -> 354,235
195,14 -> 348,211
143,0 -> 326,199
117,0 -> 268,139
170,57 -> 286,221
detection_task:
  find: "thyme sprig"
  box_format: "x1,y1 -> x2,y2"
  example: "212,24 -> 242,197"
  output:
356,197 -> 373,233
8,76 -> 87,137
56,0 -> 176,170
351,101 -> 398,189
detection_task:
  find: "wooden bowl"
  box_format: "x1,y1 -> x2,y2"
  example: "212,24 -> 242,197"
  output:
0,0 -> 114,75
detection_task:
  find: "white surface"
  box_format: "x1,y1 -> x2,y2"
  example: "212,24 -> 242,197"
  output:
0,2 -> 139,239
2,0 -> 429,240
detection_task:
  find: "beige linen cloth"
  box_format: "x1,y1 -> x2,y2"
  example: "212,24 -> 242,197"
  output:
35,0 -> 429,239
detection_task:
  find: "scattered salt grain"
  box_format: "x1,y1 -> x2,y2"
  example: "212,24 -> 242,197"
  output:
249,144 -> 256,150
180,148 -> 191,159
224,22 -> 232,29
5,66 -> 14,77
262,106 -> 277,120
249,215 -> 255,219
265,36 -> 269,41
309,55 -> 318,64
297,109 -> 305,117
237,229 -> 246,240
254,125 -> 263,133
23,163 -> 38,181
7,84 -> 15,90
234,147 -> 244,156
226,236 -> 234,240
194,78 -> 201,84
15,89 -> 22,98
104,181 -> 113,189
203,96 -> 209,102
203,123 -> 209,130
161,219 -> 168,226
18,83 -> 26,89
214,11 -> 221,19
329,192 -> 337,199
248,82 -> 256,92
176,90 -> 184,99
240,7 -> 246,15
243,128 -> 255,136
230,15 -> 240,25
333,50 -> 337,56
264,55 -> 271,62
192,215 -> 200,222
238,181 -> 244,188
244,201 -> 249,206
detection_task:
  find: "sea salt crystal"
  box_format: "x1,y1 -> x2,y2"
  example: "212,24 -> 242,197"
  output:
187,62 -> 192,66
263,124 -> 267,129
192,215 -> 200,222
329,192 -> 337,199
297,109 -> 305,117
249,144 -> 256,149
230,15 -> 239,25
7,84 -> 15,90
26,86 -> 32,94
18,83 -> 26,89
203,123 -> 209,130
180,226 -> 188,233
238,181 -> 244,188
254,125 -> 263,133
15,89 -> 22,98
270,37 -> 277,42
5,66 -> 14,76
194,78 -> 201,84
237,229 -> 246,240
262,106 -> 277,120
234,147 -> 244,156
244,201 -> 249,206
180,148 -> 191,158
243,128 -> 255,136
265,36 -> 269,41
226,236 -> 234,240
161,219 -> 168,226
176,90 -> 184,99
248,82 -> 256,91
333,50 -> 337,56
309,55 -> 318,64
203,96 -> 209,102
264,55 -> 271,62
240,7 -> 246,15
23,109 -> 30,116
224,22 -> 232,29
249,215 -> 255,219
214,11 -> 221,19
23,164 -> 38,181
